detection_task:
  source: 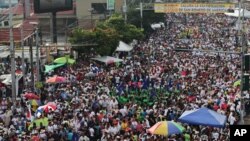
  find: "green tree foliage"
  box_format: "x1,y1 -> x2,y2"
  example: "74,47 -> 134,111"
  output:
69,14 -> 143,55
69,28 -> 96,43
106,14 -> 144,43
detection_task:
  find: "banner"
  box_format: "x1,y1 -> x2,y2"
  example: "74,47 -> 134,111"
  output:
107,0 -> 115,10
154,3 -> 235,13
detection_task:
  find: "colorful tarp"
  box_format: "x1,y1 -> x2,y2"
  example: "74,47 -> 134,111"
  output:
28,117 -> 49,130
45,64 -> 64,73
53,56 -> 75,64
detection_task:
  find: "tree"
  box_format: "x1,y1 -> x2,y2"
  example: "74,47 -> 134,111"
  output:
69,14 -> 143,56
105,14 -> 144,43
69,28 -> 96,44
94,24 -> 120,55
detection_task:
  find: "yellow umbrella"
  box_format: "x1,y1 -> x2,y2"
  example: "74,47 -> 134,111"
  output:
30,99 -> 38,106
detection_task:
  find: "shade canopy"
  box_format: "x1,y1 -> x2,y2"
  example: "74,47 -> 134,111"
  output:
148,121 -> 185,136
115,41 -> 133,52
178,107 -> 227,128
91,56 -> 123,65
224,8 -> 250,18
53,56 -> 75,64
45,64 -> 64,73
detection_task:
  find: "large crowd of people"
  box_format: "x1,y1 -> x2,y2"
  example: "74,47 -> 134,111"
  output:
0,13 -> 250,141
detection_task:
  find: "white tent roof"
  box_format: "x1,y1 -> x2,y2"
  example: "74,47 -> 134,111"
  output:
0,73 -> 22,85
116,41 -> 133,52
91,56 -> 123,65
224,8 -> 250,18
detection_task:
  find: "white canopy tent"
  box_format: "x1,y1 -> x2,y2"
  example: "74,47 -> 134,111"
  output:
115,41 -> 133,52
0,73 -> 23,95
224,8 -> 250,18
0,73 -> 23,85
151,22 -> 165,30
91,56 -> 123,65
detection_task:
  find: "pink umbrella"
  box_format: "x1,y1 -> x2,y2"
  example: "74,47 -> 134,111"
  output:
46,76 -> 66,83
23,93 -> 40,100
46,102 -> 57,108
107,59 -> 114,65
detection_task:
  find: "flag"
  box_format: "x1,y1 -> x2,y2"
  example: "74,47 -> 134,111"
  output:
91,64 -> 100,73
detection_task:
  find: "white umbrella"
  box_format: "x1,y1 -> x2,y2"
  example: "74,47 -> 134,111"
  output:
85,72 -> 96,77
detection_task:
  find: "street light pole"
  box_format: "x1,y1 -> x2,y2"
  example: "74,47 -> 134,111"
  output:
9,0 -> 16,104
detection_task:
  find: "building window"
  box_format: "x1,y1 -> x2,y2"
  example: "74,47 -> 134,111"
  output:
91,3 -> 107,14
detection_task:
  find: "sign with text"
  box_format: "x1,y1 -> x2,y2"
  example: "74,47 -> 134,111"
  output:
230,125 -> 250,140
154,3 -> 235,13
107,0 -> 115,10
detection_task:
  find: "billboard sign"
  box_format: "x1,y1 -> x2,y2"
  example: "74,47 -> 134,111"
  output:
34,0 -> 73,13
154,3 -> 235,13
107,0 -> 115,10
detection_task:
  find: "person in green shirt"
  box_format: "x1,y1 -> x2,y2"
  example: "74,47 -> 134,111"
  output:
184,131 -> 191,141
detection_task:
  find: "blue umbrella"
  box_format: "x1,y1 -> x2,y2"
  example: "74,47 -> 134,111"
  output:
178,107 -> 227,128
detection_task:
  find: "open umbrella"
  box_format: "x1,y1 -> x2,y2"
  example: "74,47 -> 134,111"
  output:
148,121 -> 185,136
46,102 -> 57,108
233,80 -> 241,87
38,103 -> 57,113
178,107 -> 227,128
23,93 -> 40,100
46,76 -> 66,83
29,99 -> 40,106
53,56 -> 75,64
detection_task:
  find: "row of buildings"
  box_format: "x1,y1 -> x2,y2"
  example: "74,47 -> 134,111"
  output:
0,0 -> 238,44
0,0 -> 125,44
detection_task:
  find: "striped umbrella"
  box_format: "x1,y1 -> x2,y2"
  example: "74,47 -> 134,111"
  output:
148,121 -> 185,136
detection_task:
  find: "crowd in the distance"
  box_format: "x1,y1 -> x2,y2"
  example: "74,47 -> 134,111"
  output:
0,13 -> 249,141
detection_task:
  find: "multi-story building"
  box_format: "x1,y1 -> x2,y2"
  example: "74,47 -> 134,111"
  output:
76,0 -> 123,28
0,0 -> 77,43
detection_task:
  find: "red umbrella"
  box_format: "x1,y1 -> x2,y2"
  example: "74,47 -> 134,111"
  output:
46,76 -> 66,83
43,103 -> 57,113
46,102 -> 56,107
23,93 -> 40,100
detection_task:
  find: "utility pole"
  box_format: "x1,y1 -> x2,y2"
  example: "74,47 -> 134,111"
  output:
238,0 -> 245,125
9,0 -> 16,104
140,1 -> 143,30
29,38 -> 34,91
21,25 -> 25,86
36,28 -> 40,82
123,0 -> 127,23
